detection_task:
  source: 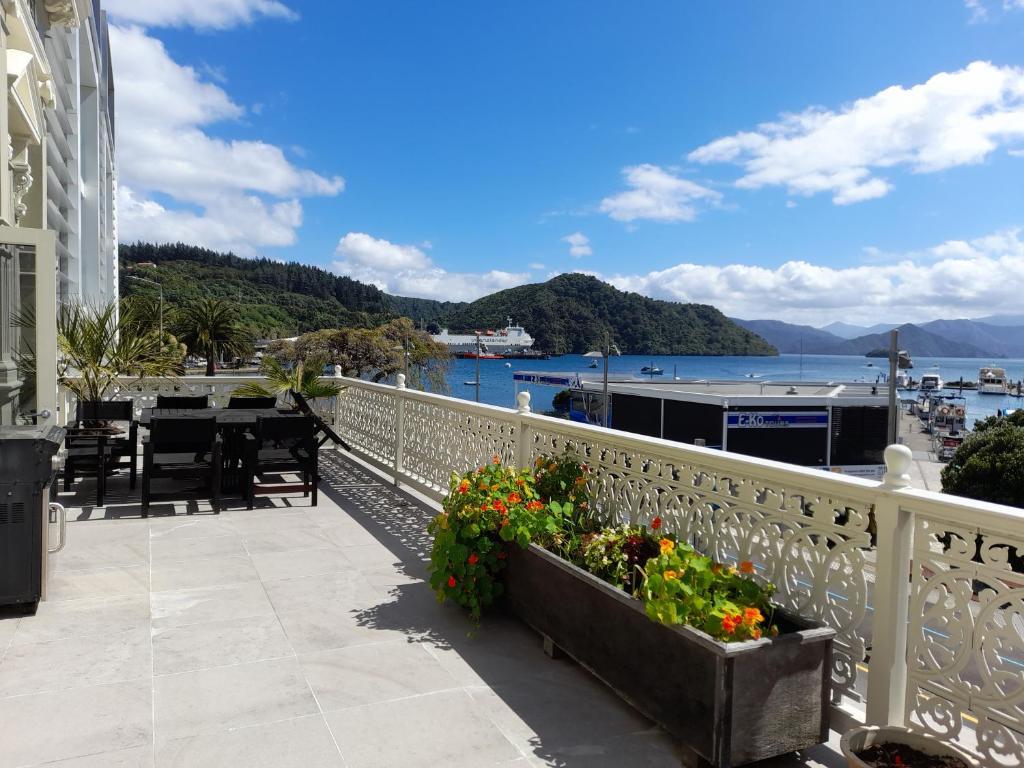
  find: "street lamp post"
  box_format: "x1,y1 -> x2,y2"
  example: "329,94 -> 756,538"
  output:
475,332 -> 482,403
584,332 -> 620,428
128,275 -> 163,340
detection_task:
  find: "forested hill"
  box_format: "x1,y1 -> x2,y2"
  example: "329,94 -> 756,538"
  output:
119,243 -> 776,356
436,274 -> 777,355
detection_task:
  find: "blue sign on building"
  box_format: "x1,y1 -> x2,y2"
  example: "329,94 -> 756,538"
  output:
726,411 -> 828,429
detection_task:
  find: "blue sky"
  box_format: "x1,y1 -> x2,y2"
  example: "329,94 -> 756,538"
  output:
107,1 -> 1024,325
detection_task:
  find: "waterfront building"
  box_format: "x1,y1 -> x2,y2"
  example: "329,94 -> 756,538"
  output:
0,0 -> 116,424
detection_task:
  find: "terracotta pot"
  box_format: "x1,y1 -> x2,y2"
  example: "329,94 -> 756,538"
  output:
840,725 -> 979,768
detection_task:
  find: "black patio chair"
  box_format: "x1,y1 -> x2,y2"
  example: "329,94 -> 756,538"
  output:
289,389 -> 350,451
227,395 -> 278,409
155,394 -> 209,410
141,416 -> 222,516
242,415 -> 318,508
63,400 -> 138,506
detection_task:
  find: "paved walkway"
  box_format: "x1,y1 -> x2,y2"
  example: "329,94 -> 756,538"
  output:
0,451 -> 845,767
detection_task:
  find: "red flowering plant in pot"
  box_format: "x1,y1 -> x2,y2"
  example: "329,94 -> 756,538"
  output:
427,456 -> 547,619
640,537 -> 778,642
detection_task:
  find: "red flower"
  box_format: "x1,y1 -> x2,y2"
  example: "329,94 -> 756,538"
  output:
650,516 -> 662,530
501,515 -> 510,527
456,479 -> 470,494
739,560 -> 755,575
497,551 -> 507,560
507,492 -> 522,504
526,500 -> 544,511
468,553 -> 479,565
447,575 -> 457,588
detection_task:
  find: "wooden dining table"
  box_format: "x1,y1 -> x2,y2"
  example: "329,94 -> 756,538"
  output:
139,408 -> 304,491
138,407 -> 299,427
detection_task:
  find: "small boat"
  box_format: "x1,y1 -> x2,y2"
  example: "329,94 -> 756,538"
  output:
588,360 -> 598,369
504,362 -> 512,368
641,365 -> 664,376
920,373 -> 944,392
463,380 -> 478,386
898,350 -> 913,370
978,366 -> 1008,395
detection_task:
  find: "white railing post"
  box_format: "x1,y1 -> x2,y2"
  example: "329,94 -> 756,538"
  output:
866,443 -> 915,726
394,374 -> 406,485
515,390 -> 531,469
333,367 -> 343,435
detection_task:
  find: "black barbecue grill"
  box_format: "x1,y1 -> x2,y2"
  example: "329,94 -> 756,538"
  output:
0,425 -> 66,607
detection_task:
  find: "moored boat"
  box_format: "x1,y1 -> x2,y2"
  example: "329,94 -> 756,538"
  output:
978,366 -> 1008,395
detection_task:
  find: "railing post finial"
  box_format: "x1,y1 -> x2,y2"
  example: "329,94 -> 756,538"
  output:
516,390 -> 531,414
881,443 -> 913,490
396,374 -> 406,389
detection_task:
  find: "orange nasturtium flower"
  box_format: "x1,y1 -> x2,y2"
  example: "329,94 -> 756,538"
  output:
663,570 -> 678,581
739,560 -> 755,575
721,614 -> 739,635
507,491 -> 522,504
526,500 -> 544,511
492,454 -> 501,464
650,516 -> 662,530
743,607 -> 763,626
457,479 -> 470,494
659,538 -> 675,555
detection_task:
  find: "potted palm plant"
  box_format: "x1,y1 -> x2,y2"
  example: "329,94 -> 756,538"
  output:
231,355 -> 342,407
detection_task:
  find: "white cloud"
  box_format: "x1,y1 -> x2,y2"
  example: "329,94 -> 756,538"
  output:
601,228 -> 1024,326
562,232 -> 592,257
1009,148 -> 1024,157
332,233 -> 529,302
528,262 -> 546,271
112,25 -> 342,255
688,61 -> 1024,205
600,164 -> 721,223
105,0 -> 297,29
965,0 -> 988,21
335,233 -> 431,272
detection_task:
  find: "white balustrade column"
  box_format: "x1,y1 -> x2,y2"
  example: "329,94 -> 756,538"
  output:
515,390 -> 531,469
394,374 -> 406,485
866,443 -> 915,726
333,367 -> 344,440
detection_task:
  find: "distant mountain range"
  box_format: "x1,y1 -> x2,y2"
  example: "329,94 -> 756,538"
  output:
733,317 -> 1024,359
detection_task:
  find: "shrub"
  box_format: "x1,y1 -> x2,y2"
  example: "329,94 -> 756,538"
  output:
941,421 -> 1024,508
579,525 -> 659,593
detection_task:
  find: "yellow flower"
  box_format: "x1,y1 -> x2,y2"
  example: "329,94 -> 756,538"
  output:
663,570 -> 678,580
659,538 -> 675,555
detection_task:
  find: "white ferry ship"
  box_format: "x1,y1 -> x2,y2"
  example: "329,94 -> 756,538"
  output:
978,366 -> 1008,395
432,318 -> 535,356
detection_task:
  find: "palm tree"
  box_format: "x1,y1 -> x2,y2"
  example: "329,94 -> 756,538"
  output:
232,355 -> 342,402
175,298 -> 251,376
54,299 -> 184,402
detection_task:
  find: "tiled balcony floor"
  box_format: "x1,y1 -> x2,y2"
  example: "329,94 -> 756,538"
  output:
0,451 -> 845,767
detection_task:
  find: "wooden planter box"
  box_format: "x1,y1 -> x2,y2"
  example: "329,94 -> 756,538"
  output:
504,544 -> 835,768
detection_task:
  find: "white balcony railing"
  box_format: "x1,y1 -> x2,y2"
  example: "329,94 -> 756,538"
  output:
59,373 -> 1024,767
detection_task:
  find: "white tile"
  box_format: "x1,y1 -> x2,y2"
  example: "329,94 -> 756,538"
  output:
153,614 -> 293,675
300,640 -> 459,711
0,680 -> 152,768
151,582 -> 275,629
0,628 -> 151,697
250,546 -> 354,581
150,554 -> 259,592
155,715 -> 343,768
12,595 -> 149,645
46,565 -> 150,602
154,657 -> 318,740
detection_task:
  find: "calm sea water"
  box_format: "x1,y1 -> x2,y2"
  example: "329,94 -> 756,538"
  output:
440,354 -> 1024,428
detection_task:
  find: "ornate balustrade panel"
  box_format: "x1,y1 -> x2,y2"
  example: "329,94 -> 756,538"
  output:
400,393 -> 519,496
525,417 -> 876,704
334,382 -> 397,468
903,493 -> 1024,767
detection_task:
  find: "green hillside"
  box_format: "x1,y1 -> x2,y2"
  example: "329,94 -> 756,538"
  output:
436,274 -> 777,355
119,243 -> 776,356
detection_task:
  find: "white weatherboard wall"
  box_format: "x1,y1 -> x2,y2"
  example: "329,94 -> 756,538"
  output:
0,0 -> 115,422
